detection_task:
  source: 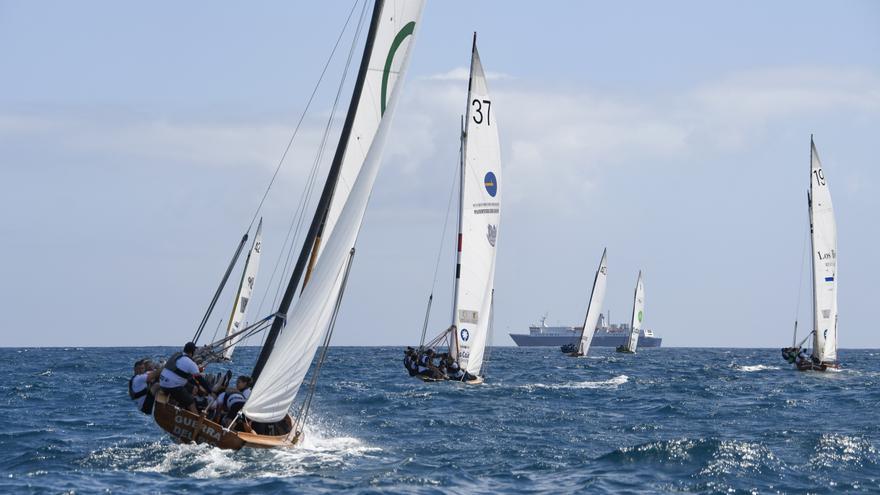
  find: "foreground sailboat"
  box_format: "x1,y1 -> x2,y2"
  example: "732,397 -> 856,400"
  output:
561,249 -> 608,357
616,271 -> 644,354
781,137 -> 839,371
153,0 -> 425,449
405,35 -> 501,385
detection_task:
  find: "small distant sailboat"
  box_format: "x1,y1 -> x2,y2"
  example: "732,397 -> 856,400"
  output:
781,137 -> 839,371
152,0 -> 425,449
561,249 -> 608,357
407,34 -> 501,385
616,271 -> 644,354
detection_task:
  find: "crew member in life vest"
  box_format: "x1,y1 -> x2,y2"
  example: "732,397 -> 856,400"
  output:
159,342 -> 208,414
222,375 -> 253,428
130,359 -> 159,414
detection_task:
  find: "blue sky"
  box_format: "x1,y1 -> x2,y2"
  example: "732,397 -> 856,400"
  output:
1,1 -> 878,347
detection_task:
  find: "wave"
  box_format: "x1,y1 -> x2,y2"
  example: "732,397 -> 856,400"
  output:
84,424 -> 380,479
597,437 -> 782,475
735,364 -> 781,372
522,374 -> 629,391
810,433 -> 878,469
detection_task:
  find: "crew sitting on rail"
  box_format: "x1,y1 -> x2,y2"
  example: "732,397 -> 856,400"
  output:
159,342 -> 209,414
417,349 -> 444,379
795,348 -> 811,367
207,390 -> 226,423
403,347 -> 419,376
222,375 -> 253,428
443,354 -> 464,381
129,359 -> 159,415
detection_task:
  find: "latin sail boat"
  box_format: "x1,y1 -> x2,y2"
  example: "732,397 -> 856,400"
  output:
561,249 -> 608,356
222,219 -> 263,361
616,271 -> 644,353
781,137 -> 839,371
406,34 -> 501,384
152,0 -> 425,449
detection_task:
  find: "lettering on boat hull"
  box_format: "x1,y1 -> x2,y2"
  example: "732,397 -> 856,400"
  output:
172,413 -> 222,442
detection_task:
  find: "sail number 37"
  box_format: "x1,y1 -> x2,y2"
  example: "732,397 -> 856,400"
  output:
472,99 -> 492,125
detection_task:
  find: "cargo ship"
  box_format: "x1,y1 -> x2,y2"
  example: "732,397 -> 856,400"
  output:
509,314 -> 662,348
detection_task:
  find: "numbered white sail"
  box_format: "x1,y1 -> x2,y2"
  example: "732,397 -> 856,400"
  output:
809,139 -> 838,363
223,219 -> 263,359
452,38 -> 501,377
626,271 -> 645,352
243,0 -> 424,423
577,249 -> 608,355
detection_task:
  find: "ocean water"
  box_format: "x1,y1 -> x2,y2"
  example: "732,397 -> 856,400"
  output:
2,346 -> 879,494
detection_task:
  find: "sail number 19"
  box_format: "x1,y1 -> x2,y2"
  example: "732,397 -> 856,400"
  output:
813,169 -> 826,186
472,99 -> 492,125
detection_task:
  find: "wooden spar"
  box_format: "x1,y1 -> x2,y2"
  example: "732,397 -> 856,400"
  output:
193,232 -> 249,344
301,235 -> 323,291
251,0 -> 387,384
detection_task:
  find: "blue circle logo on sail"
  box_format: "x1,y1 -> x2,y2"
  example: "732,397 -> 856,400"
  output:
484,172 -> 497,197
460,328 -> 470,342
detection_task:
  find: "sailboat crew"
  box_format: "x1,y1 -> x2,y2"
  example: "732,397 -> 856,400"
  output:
129,359 -> 158,415
222,376 -> 253,427
159,342 -> 208,414
404,347 -> 419,376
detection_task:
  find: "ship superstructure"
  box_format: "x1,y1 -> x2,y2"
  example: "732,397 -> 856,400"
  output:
509,314 -> 662,348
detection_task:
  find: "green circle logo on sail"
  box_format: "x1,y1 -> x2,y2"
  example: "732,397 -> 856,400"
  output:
381,22 -> 416,116
637,310 -> 643,323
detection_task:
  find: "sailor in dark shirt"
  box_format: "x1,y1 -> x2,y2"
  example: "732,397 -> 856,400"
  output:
159,342 -> 208,413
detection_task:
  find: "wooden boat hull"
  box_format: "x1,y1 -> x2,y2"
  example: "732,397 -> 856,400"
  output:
796,361 -> 841,372
152,391 -> 300,450
414,375 -> 483,385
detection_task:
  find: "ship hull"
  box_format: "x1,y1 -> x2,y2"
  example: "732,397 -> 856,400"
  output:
509,333 -> 662,348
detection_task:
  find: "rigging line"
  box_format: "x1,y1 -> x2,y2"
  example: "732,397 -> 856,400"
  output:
483,289 -> 495,377
193,233 -> 249,344
793,218 -> 810,346
294,248 -> 357,435
210,318 -> 223,344
272,2 -> 367,306
246,0 -> 368,348
244,0 -> 364,234
271,0 -> 370,313
419,144 -> 461,345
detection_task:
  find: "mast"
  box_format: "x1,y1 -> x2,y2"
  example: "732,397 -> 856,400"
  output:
251,0 -> 386,382
450,33 -> 478,360
808,135 -> 819,356
450,115 -> 465,360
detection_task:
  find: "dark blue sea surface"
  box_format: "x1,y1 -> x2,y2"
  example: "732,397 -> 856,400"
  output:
1,347 -> 879,493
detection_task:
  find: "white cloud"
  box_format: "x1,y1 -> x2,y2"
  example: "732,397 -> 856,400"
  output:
422,66 -> 514,82
2,65 -> 877,214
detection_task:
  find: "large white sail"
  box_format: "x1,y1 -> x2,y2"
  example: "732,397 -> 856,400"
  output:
223,219 -> 263,359
809,139 -> 838,363
243,0 -> 424,423
452,38 -> 502,377
577,249 -> 608,355
626,271 -> 645,352
311,1 -> 423,266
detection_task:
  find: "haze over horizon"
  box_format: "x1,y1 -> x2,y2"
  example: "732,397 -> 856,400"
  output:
2,1 -> 878,348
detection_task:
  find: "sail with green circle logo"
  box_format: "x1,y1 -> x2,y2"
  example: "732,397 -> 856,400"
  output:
243,0 -> 426,424
626,271 -> 645,352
